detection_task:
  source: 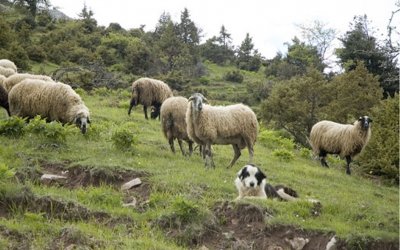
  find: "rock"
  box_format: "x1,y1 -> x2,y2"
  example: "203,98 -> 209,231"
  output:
41,174 -> 67,180
285,237 -> 310,250
326,236 -> 337,250
122,197 -> 137,208
121,178 -> 142,191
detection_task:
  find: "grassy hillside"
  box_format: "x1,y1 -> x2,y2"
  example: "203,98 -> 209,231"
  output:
0,87 -> 398,249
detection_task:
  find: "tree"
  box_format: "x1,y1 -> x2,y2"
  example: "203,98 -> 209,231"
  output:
218,25 -> 232,49
357,94 -> 399,183
178,8 -> 200,46
236,33 -> 261,72
297,20 -> 337,66
13,0 -> 49,17
78,3 -> 97,33
325,62 -> 382,123
261,68 -> 331,145
336,15 -> 398,97
264,37 -> 324,79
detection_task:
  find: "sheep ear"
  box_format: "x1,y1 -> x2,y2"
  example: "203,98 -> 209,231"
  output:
188,96 -> 194,101
203,96 -> 208,103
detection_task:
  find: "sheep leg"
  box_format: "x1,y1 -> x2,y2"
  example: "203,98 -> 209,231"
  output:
319,150 -> 329,168
227,144 -> 241,168
204,143 -> 215,168
245,139 -> 254,164
345,156 -> 352,175
168,138 -> 176,153
143,106 -> 148,119
188,141 -> 193,156
177,139 -> 186,156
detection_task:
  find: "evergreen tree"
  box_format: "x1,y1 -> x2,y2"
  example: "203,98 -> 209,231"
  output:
236,33 -> 261,71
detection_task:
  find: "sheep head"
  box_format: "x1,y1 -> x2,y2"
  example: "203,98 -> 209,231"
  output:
358,116 -> 372,130
188,93 -> 208,112
74,110 -> 90,134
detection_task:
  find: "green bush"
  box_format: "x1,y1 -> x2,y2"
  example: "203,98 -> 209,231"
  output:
171,196 -> 202,223
111,122 -> 138,151
224,70 -> 244,83
272,149 -> 295,162
258,129 -> 295,150
0,164 -> 15,184
0,116 -> 26,138
358,95 -> 399,183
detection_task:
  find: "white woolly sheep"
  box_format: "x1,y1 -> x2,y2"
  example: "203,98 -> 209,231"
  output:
128,77 -> 173,120
3,73 -> 53,92
160,96 -> 194,156
9,79 -> 91,134
309,116 -> 372,175
0,66 -> 16,77
186,93 -> 258,168
0,59 -> 17,72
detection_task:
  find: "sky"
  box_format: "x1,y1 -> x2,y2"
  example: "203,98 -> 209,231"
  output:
49,0 -> 399,60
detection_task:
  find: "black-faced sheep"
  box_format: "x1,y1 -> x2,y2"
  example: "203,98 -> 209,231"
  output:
0,77 -> 9,116
8,79 -> 91,134
3,73 -> 53,92
186,93 -> 258,168
160,96 -> 194,156
309,116 -> 372,175
128,77 -> 173,120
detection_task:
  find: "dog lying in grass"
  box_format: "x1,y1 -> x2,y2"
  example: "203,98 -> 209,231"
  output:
234,164 -> 298,201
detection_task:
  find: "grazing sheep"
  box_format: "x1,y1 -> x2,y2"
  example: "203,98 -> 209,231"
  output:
0,77 -> 9,116
0,66 -> 16,77
3,73 -> 53,92
186,93 -> 258,168
9,79 -> 91,134
128,77 -> 173,119
0,59 -> 17,72
309,116 -> 372,175
160,96 -> 194,156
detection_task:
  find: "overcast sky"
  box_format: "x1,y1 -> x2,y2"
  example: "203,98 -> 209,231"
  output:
50,0 -> 399,59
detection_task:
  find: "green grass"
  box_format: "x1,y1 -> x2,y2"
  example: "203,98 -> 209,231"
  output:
0,89 -> 398,249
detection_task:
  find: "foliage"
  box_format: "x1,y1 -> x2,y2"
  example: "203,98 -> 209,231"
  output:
325,62 -> 382,123
336,15 -> 399,97
258,129 -> 295,151
0,164 -> 15,184
0,116 -> 26,138
236,33 -> 262,72
111,122 -> 138,151
261,68 -> 331,145
358,95 -> 399,183
224,70 -> 244,83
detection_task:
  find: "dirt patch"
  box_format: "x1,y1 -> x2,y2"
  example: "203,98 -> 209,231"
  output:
156,201 -> 399,250
0,225 -> 31,250
15,160 -> 151,208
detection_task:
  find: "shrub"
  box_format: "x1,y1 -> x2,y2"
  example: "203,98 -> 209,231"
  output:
0,164 -> 15,184
358,95 -> 399,183
258,129 -> 295,150
171,196 -> 202,224
0,116 -> 26,138
224,70 -> 244,83
111,122 -> 138,151
272,149 -> 294,162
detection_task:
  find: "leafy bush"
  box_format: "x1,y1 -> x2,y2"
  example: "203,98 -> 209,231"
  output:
224,70 -> 244,83
171,196 -> 202,223
358,95 -> 399,183
24,116 -> 71,145
0,164 -> 15,184
258,129 -> 295,150
272,149 -> 295,161
111,122 -> 138,151
0,116 -> 26,138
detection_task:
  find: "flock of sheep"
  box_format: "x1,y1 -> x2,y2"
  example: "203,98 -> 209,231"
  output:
0,59 -> 372,174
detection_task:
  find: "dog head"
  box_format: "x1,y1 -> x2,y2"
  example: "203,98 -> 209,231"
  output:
236,164 -> 267,188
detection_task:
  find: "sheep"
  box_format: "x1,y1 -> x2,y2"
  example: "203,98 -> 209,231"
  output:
309,116 -> 372,175
186,93 -> 258,168
0,59 -> 17,73
160,96 -> 194,156
0,76 -> 9,116
3,73 -> 53,92
0,66 -> 16,77
8,79 -> 91,134
128,77 -> 173,120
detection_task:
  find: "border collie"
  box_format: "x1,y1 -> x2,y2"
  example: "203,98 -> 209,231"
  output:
235,164 -> 298,201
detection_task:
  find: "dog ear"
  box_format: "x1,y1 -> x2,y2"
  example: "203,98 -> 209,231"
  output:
255,168 -> 267,185
238,166 -> 249,180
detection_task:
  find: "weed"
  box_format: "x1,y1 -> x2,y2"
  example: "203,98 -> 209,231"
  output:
111,122 -> 138,151
0,116 -> 26,138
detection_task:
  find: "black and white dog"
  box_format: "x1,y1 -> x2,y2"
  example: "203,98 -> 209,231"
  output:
234,164 -> 298,201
